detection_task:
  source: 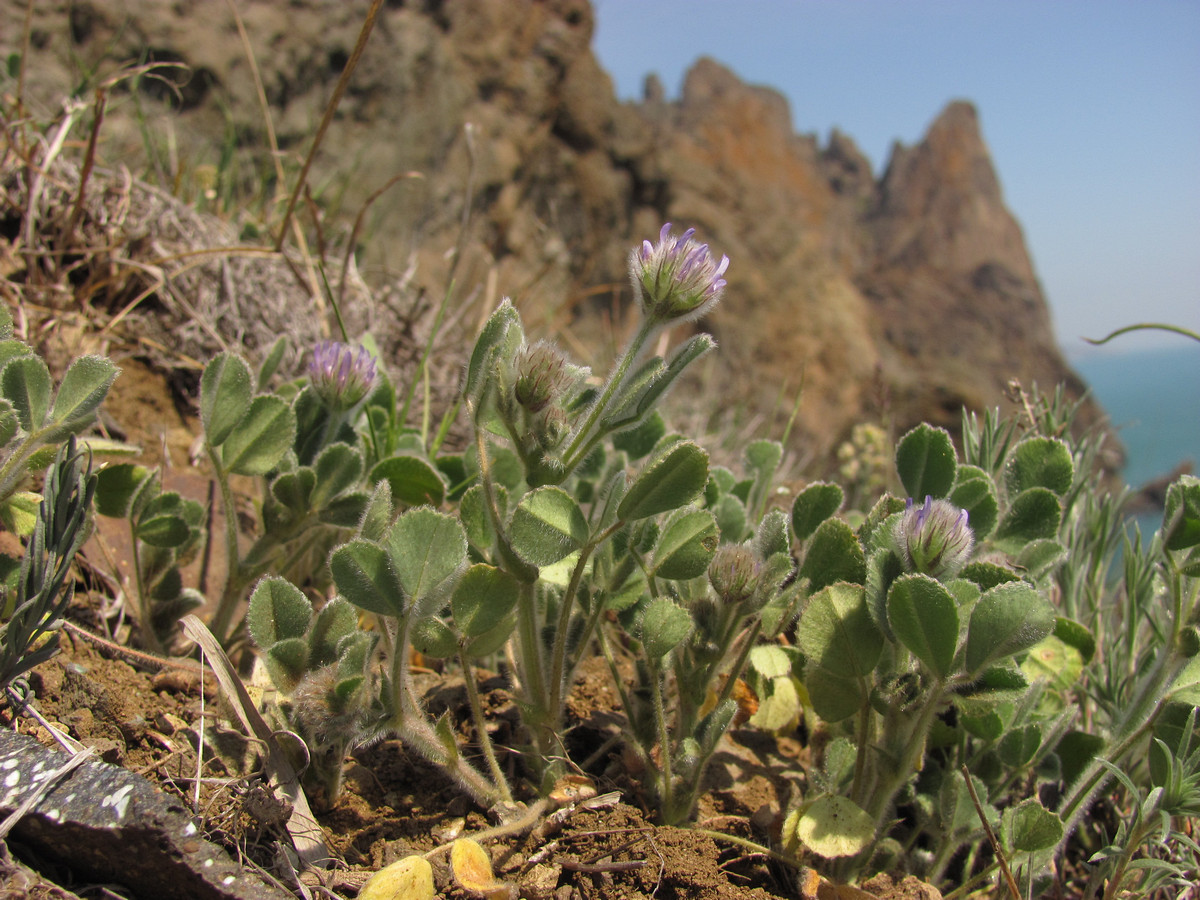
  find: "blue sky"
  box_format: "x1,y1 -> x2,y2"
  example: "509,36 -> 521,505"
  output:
591,0 -> 1200,357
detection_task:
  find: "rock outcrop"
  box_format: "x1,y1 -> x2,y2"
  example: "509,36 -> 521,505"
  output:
3,0 -> 1102,462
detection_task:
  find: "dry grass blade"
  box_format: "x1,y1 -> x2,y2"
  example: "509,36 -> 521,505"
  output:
181,614 -> 329,868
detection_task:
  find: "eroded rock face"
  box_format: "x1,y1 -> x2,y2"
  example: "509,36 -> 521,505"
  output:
3,0 -> 1103,460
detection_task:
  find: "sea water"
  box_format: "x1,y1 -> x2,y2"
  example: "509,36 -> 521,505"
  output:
1071,342 -> 1200,492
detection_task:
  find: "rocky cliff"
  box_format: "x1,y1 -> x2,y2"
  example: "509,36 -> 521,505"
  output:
3,0 -> 1100,462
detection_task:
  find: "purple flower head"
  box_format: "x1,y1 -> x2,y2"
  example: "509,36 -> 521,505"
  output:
308,341 -> 378,411
629,223 -> 729,325
708,544 -> 760,607
894,495 -> 974,580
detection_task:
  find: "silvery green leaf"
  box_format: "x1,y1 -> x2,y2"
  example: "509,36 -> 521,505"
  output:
1005,436 -> 1074,497
994,487 -> 1061,551
200,352 -> 253,447
800,518 -> 865,594
651,507 -> 718,580
411,616 -> 457,659
950,465 -> 999,540
265,637 -> 309,693
256,335 -> 288,391
47,355 -> 117,437
1001,799 -> 1062,853
1163,474 -> 1200,551
896,423 -> 957,501
247,576 -> 313,648
639,596 -> 692,658
221,395 -> 296,476
357,481 -> 393,542
743,439 -> 782,519
272,468 -> 316,513
312,442 -> 363,508
618,440 -> 708,521
509,486 -> 588,567
451,564 -> 520,638
965,580 -> 1054,676
1,354 -> 51,432
330,538 -> 406,617
462,611 -> 517,659
611,410 -> 665,461
887,574 -> 959,680
753,508 -> 791,560
308,597 -> 359,667
386,508 -> 467,611
464,300 -> 523,408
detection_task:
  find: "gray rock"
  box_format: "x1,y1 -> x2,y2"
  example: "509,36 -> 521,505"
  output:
0,729 -> 292,900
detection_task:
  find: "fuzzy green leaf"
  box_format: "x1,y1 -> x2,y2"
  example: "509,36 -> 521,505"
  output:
1,354 -> 52,432
247,576 -> 313,649
221,395 -> 297,475
994,487 -> 1061,549
618,441 -> 709,521
94,463 -> 152,518
330,539 -> 406,617
800,518 -> 866,593
652,507 -> 719,580
1163,475 -> 1200,551
887,574 -> 959,680
411,616 -> 458,659
451,564 -> 520,637
792,482 -> 844,543
1002,799 -> 1062,853
387,508 -> 467,611
1005,436 -> 1074,496
640,597 -> 692,658
265,638 -> 309,693
965,581 -> 1055,676
312,442 -> 364,508
950,465 -> 999,540
48,355 -> 118,435
200,352 -> 253,446
308,598 -> 359,667
896,423 -> 957,501
370,454 -> 446,508
509,486 -> 588,567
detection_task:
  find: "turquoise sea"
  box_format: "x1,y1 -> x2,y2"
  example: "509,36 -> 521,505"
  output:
1070,342 -> 1199,493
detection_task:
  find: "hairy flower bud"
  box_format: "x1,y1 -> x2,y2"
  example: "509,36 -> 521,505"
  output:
630,223 -> 729,325
308,341 -> 378,411
514,340 -> 570,413
894,496 -> 974,580
708,544 -> 760,606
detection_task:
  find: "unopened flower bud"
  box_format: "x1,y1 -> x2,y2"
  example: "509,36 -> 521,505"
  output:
630,223 -> 729,325
514,340 -> 569,413
309,341 -> 378,411
708,544 -> 759,606
894,496 -> 974,580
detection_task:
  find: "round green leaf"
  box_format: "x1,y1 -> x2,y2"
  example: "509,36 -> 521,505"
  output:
618,440 -> 709,521
200,352 -> 253,446
370,454 -> 446,508
640,597 -> 692,658
221,395 -> 297,475
135,513 -> 190,548
652,508 -> 719,580
247,575 -> 313,649
462,612 -> 518,659
451,564 -> 520,637
966,581 -> 1055,676
1005,436 -> 1074,497
264,637 -> 309,693
308,598 -> 359,666
612,410 -> 666,460
887,574 -> 960,680
792,481 -> 844,543
999,724 -> 1042,768
793,796 -> 875,859
509,486 -> 588,567
895,423 -> 957,501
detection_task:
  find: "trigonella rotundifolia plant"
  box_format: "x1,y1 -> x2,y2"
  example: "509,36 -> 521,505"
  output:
894,495 -> 974,580
308,340 -> 379,411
